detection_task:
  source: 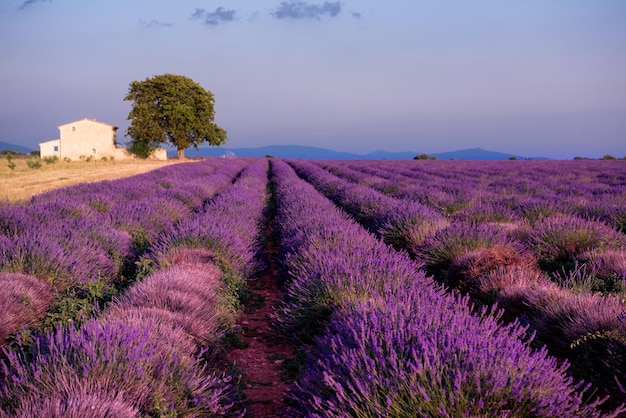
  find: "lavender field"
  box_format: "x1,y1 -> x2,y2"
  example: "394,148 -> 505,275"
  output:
1,157 -> 626,417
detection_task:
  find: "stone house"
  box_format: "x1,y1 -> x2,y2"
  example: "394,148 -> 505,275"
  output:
39,118 -> 166,161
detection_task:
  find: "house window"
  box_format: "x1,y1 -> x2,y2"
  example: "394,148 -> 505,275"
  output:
72,126 -> 76,131
53,146 -> 59,152
92,148 -> 97,154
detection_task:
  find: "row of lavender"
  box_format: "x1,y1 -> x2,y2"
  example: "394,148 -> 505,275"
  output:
271,159 -> 619,416
0,159 -> 250,347
289,158 -> 626,406
1,159 -> 270,416
330,159 -> 626,233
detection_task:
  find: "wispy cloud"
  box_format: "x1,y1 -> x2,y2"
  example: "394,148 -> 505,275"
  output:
18,0 -> 51,11
191,7 -> 236,26
272,1 -> 342,20
138,19 -> 174,28
191,8 -> 205,20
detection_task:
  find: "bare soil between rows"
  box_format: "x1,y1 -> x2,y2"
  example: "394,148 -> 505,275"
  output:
228,270 -> 293,417
227,213 -> 295,417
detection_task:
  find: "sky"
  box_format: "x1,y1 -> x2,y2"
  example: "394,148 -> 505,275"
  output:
1,1 -> 625,159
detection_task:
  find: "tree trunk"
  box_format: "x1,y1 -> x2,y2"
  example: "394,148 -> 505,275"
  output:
177,148 -> 185,159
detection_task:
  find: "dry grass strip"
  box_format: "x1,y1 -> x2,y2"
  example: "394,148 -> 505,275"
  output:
0,157 -> 183,203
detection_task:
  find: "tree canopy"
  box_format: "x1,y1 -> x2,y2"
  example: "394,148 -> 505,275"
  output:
124,73 -> 227,159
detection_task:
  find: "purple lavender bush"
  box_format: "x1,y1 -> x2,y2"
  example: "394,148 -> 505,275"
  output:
522,214 -> 625,272
531,291 -> 626,404
0,318 -> 238,417
476,265 -> 551,307
1,381 -> 139,418
416,222 -> 527,287
446,246 -> 537,295
106,263 -> 232,347
0,273 -> 54,345
111,196 -> 191,253
451,200 -> 519,224
489,271 -> 626,405
275,232 -> 427,340
378,202 -> 450,255
289,293 -> 617,417
572,250 -> 626,294
1,199 -> 133,289
531,292 -> 626,354
0,229 -> 117,290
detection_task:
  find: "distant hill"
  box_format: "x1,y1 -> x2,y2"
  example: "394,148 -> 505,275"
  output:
431,147 -> 544,160
177,145 -> 546,160
363,149 -> 417,159
0,141 -> 34,154
180,145 -> 364,159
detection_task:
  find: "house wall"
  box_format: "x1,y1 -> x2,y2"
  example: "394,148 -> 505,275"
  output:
57,119 -> 118,160
39,139 -> 61,158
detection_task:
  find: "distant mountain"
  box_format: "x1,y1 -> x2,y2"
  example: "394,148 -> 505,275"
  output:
0,141 -> 34,154
364,149 -> 417,160
177,145 -> 546,160
431,147 -> 543,160
179,145 -> 364,160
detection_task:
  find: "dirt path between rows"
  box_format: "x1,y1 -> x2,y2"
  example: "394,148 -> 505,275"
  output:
227,215 -> 294,417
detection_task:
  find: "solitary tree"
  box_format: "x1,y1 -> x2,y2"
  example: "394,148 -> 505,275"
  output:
124,73 -> 227,159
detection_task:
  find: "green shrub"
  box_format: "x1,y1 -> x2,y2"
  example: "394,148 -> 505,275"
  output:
413,153 -> 437,160
26,158 -> 42,169
42,155 -> 59,164
6,151 -> 16,170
